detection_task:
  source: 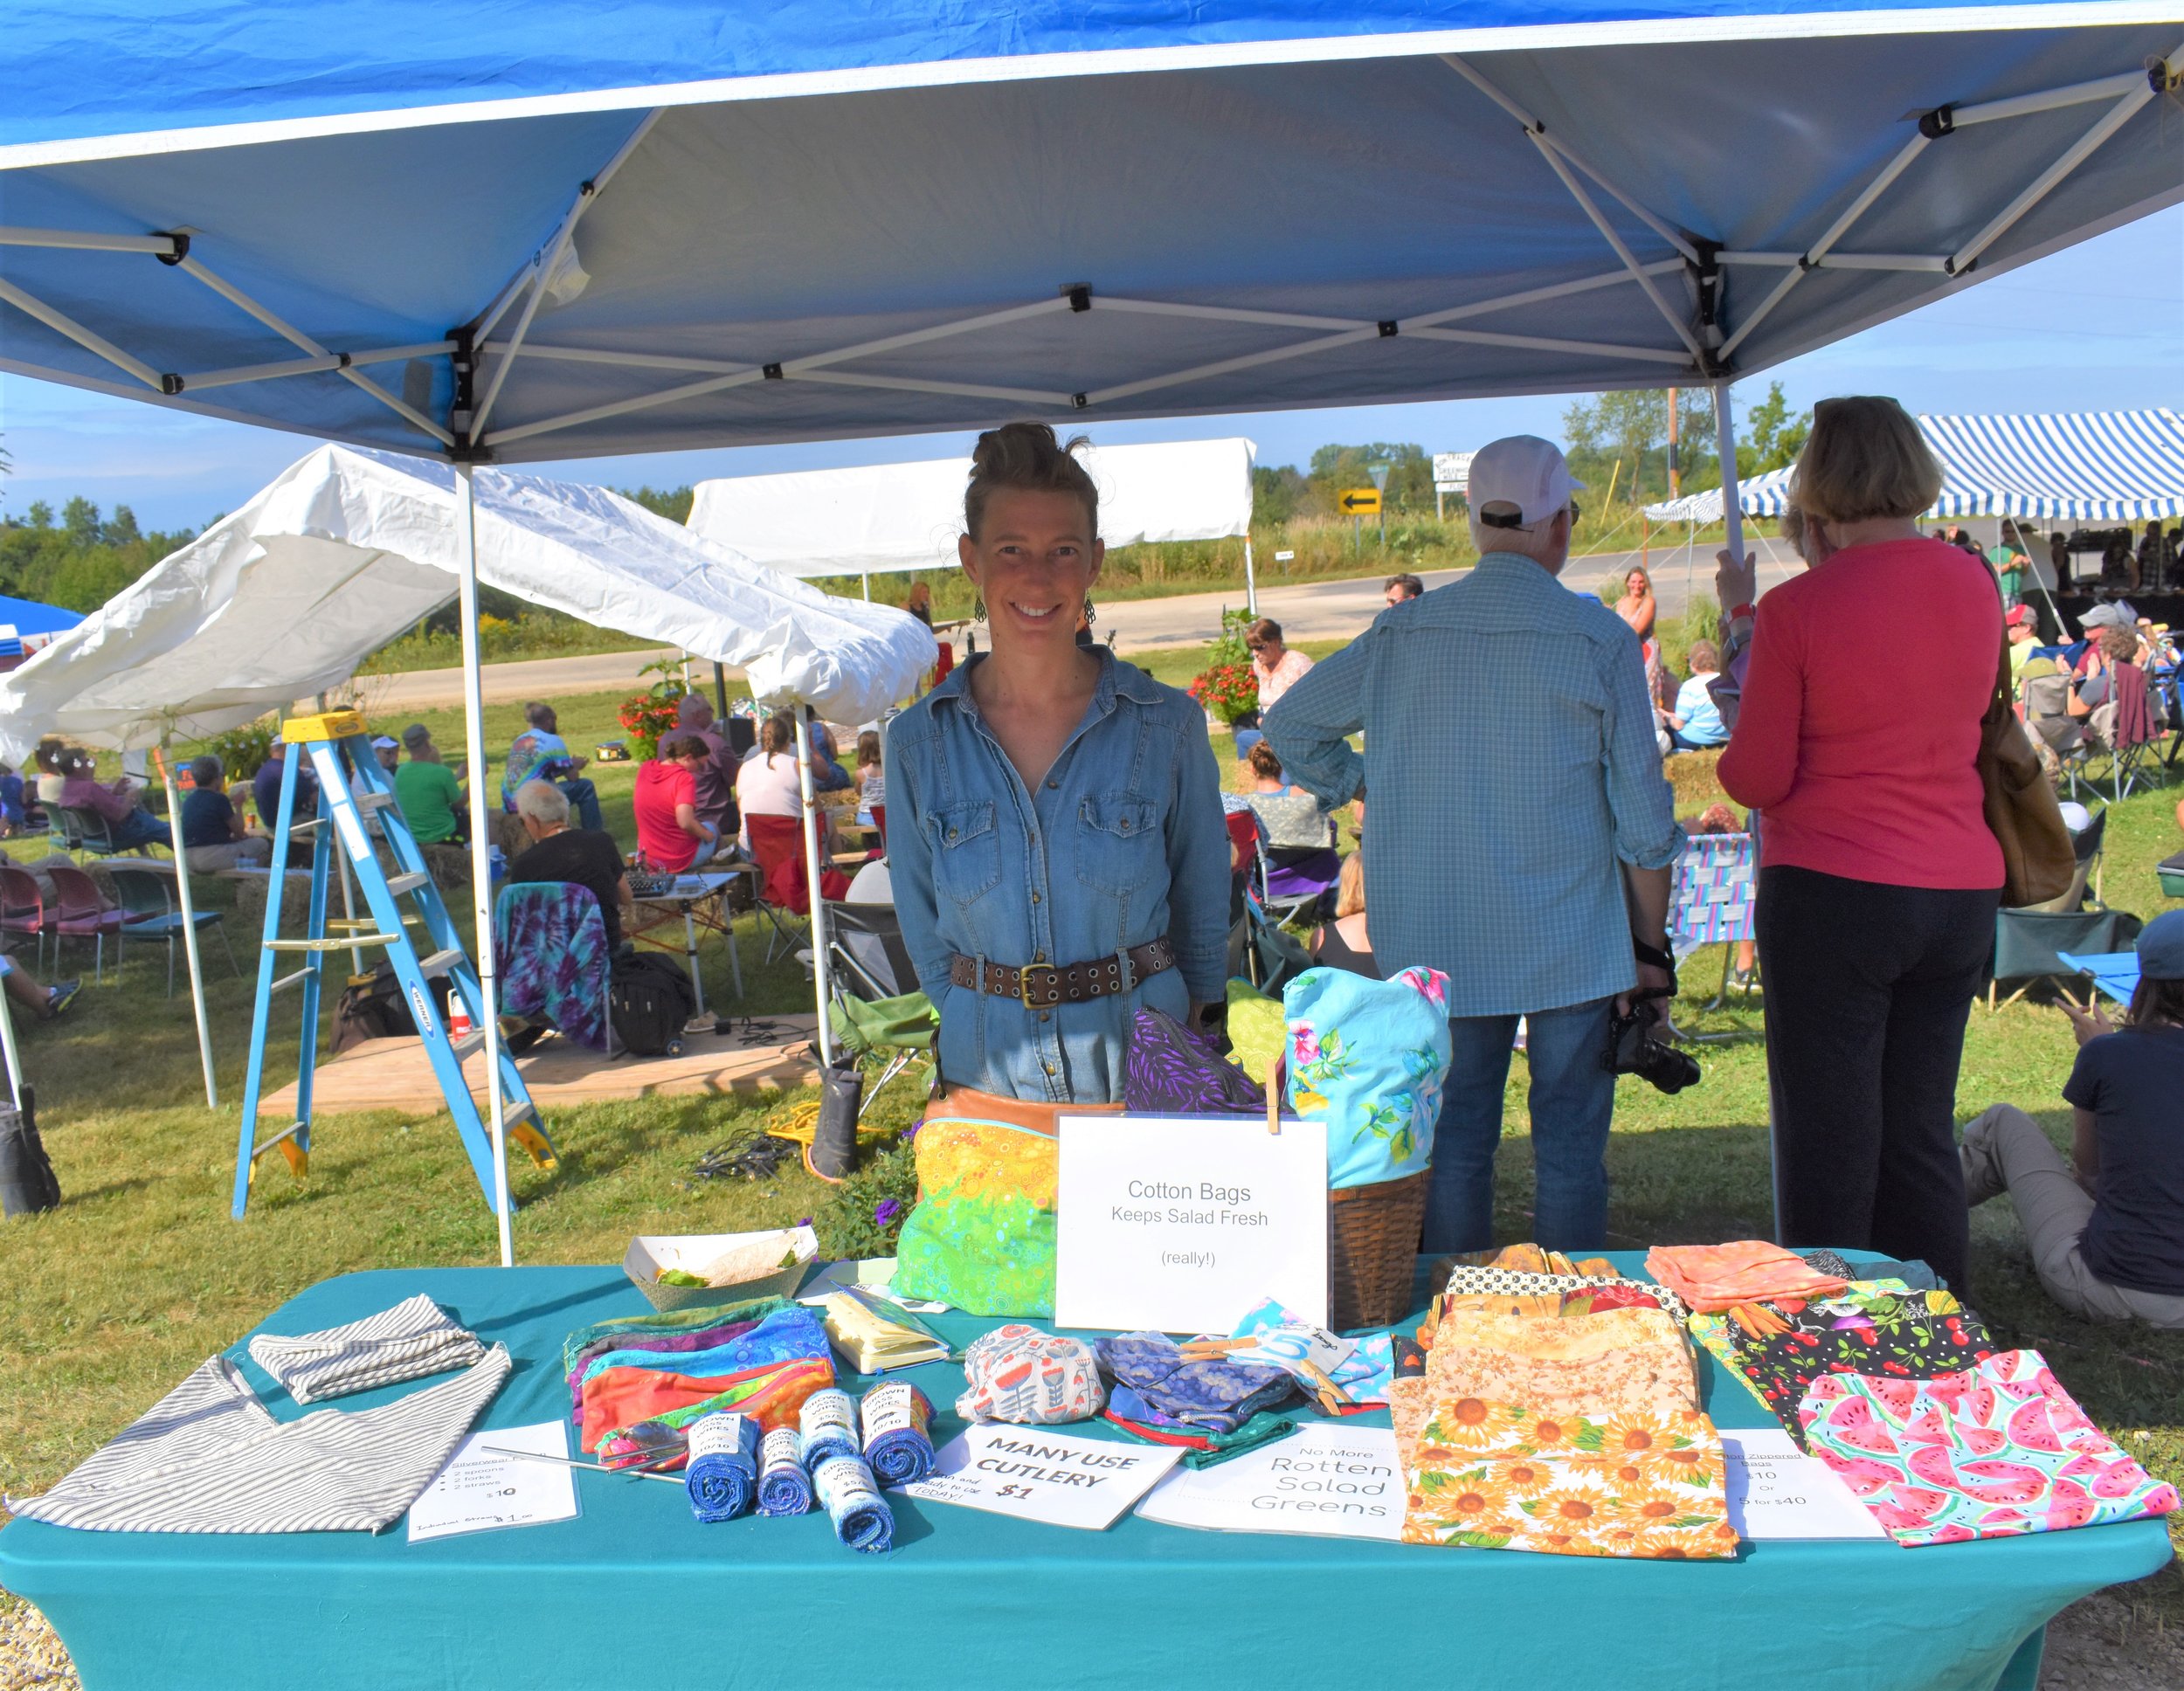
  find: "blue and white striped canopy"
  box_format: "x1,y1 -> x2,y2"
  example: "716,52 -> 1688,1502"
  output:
1646,410 -> 2184,524
1925,410 -> 2184,522
1,3 -> 2179,464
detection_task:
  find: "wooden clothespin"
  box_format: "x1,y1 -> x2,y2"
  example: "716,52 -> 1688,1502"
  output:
1266,1058 -> 1282,1135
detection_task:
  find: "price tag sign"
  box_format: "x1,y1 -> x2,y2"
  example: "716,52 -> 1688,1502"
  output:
900,1426 -> 1182,1530
1722,1429 -> 1887,1539
1054,1114 -> 1328,1333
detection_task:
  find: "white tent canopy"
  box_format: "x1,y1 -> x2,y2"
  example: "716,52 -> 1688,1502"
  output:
687,438 -> 1256,580
0,444 -> 935,759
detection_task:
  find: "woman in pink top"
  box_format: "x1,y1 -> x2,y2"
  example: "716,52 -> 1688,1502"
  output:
632,735 -> 720,872
1717,397 -> 2001,1294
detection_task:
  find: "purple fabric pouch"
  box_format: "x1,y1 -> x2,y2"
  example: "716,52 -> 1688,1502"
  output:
1123,1007 -> 1266,1115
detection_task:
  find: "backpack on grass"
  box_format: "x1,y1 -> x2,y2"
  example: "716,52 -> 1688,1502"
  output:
330,962 -> 418,1053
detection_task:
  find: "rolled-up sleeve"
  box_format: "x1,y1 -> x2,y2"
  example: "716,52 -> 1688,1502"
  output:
881,719 -> 957,1008
1599,635 -> 1685,870
1164,710 -> 1233,1002
1261,635 -> 1370,809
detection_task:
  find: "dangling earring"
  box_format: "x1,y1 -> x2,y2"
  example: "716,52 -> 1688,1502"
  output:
973,596 -> 986,620
1082,597 -> 1097,626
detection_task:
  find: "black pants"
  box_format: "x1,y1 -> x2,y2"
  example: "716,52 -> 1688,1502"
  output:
1756,866 -> 2000,1294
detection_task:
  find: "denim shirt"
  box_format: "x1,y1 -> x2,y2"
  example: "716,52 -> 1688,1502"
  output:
886,651 -> 1230,1103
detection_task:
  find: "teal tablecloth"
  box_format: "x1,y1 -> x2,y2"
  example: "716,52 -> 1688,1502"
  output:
1,1255 -> 2169,1691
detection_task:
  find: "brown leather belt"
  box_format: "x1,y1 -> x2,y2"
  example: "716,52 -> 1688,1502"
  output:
949,938 -> 1175,1008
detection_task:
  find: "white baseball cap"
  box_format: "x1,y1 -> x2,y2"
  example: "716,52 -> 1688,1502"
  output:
1468,435 -> 1585,528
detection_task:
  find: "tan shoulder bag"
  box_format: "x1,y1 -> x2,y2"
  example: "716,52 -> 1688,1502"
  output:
1978,626 -> 2075,908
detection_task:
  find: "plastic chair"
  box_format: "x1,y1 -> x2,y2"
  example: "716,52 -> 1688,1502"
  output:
103,859 -> 238,997
44,862 -> 128,984
0,866 -> 52,975
52,804 -> 161,861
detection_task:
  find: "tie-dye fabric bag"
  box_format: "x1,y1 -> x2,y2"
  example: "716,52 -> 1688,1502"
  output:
891,1087 -> 1122,1317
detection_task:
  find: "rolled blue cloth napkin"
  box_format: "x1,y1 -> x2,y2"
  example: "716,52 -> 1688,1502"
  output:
799,1388 -> 858,1470
859,1380 -> 936,1487
684,1411 -> 758,1523
812,1453 -> 894,1553
757,1426 -> 812,1517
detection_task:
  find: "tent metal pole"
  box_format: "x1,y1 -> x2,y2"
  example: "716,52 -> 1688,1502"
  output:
1088,328 -> 1377,408
1950,81 -> 2159,273
454,463 -> 515,1267
0,273 -> 164,389
160,744 -> 219,1109
860,574 -> 871,602
173,342 -> 454,394
784,369 -> 1073,406
793,711 -> 837,1067
1953,61 -> 2174,127
0,964 -> 22,1115
1526,138 -> 1704,362
713,662 -> 730,722
1405,324 -> 1688,365
0,225 -> 180,255
1406,260 -> 1684,328
1242,538 -> 1257,615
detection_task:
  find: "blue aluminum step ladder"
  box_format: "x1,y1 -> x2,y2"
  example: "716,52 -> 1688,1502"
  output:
232,709 -> 556,1218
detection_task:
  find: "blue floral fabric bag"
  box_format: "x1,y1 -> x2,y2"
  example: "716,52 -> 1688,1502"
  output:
1282,965 -> 1449,1190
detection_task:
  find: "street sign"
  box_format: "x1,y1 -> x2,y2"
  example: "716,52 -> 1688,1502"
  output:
1273,550 -> 1295,562
1337,487 -> 1380,514
1433,451 -> 1474,493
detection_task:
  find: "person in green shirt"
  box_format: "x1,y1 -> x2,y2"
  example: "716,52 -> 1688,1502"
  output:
394,722 -> 469,844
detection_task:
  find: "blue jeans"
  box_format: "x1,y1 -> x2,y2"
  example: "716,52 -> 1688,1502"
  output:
1423,996 -> 1616,1255
109,809 -> 171,852
557,777 -> 604,833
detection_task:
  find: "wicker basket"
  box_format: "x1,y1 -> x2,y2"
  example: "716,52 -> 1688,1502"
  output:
1327,1165 -> 1431,1330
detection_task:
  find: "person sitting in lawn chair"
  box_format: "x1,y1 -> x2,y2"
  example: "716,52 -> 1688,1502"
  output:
1961,910 -> 2184,1332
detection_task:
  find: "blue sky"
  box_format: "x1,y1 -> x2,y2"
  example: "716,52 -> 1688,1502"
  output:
2,207 -> 2177,533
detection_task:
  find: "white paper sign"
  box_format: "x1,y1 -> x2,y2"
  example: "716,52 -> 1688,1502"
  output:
1136,1422 -> 1405,1542
1055,1114 -> 1329,1333
1722,1428 -> 1887,1540
899,1425 -> 1183,1530
1433,451 -> 1475,492
407,1421 -> 580,1543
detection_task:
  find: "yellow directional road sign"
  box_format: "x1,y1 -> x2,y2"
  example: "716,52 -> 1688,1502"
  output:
1337,487 -> 1381,514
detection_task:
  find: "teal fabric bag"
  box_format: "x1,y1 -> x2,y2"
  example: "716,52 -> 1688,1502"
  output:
1282,965 -> 1449,1189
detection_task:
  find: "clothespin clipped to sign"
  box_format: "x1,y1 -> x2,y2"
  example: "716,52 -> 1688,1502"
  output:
1266,1059 -> 1281,1135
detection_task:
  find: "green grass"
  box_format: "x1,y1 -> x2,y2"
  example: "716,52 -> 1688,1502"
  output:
5,650 -> 2181,1633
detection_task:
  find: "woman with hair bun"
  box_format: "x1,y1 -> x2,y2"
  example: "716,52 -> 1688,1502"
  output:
1716,395 -> 2002,1293
885,422 -> 1230,1107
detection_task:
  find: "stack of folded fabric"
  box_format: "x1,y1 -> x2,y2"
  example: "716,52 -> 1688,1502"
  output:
1390,1270 -> 1734,1559
247,1294 -> 487,1405
1689,1281 -> 2000,1445
1644,1240 -> 1849,1314
563,1296 -> 834,1462
1096,1332 -> 1300,1465
1800,1349 -> 2177,1546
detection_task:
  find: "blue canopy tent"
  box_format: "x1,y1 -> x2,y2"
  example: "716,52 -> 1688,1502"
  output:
2,2 -> 2180,1257
0,591 -> 81,658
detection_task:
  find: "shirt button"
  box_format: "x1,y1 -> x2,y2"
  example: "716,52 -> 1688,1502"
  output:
1031,891 -> 1041,903
1034,950 -> 1047,962
1119,818 -> 1131,832
1047,779 -> 1059,789
1044,1062 -> 1056,1075
946,827 -> 957,841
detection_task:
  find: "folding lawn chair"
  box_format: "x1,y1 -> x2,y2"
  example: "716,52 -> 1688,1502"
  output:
1667,832 -> 1758,1013
105,859 -> 238,997
1988,809 -> 2132,1007
1246,792 -> 1340,926
2057,949 -> 2139,1007
2091,660 -> 2163,801
2021,669 -> 2090,799
745,814 -> 847,963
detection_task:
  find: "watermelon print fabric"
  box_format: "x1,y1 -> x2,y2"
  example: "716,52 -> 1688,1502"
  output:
1401,1403 -> 1737,1559
1282,964 -> 1450,1190
1799,1349 -> 2180,1547
1690,1285 -> 1998,1446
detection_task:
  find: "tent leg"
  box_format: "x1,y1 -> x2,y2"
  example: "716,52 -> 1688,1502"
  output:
1243,538 -> 1258,615
162,746 -> 219,1109
0,961 -> 24,1114
455,463 -> 514,1268
794,711 -> 836,1067
319,693 -> 365,977
860,573 -> 871,602
713,661 -> 730,724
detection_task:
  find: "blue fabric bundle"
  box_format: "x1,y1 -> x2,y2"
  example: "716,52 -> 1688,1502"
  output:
1095,1333 -> 1298,1434
799,1388 -> 858,1469
858,1380 -> 936,1487
812,1453 -> 895,1553
757,1426 -> 812,1517
683,1411 -> 758,1523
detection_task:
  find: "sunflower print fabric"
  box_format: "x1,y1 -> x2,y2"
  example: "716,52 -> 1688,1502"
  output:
1690,1285 -> 1998,1446
1401,1401 -> 1737,1559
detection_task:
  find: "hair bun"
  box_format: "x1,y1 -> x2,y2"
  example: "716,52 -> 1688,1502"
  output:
964,421 -> 1100,542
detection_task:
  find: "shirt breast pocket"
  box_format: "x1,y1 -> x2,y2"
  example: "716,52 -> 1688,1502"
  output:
1075,792 -> 1161,896
929,799 -> 1000,906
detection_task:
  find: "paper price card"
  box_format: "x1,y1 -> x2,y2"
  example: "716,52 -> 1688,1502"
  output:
1054,1113 -> 1329,1333
1722,1428 -> 1887,1540
899,1426 -> 1183,1531
407,1421 -> 580,1543
1135,1422 -> 1404,1542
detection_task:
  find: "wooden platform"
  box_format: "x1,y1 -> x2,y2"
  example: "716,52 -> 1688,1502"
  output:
256,1015 -> 820,1117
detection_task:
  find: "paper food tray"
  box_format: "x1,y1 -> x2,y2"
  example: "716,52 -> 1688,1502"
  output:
622,1226 -> 820,1312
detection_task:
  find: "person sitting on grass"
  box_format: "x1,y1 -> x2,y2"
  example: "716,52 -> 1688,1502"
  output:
1664,639 -> 1730,751
394,724 -> 469,846
1959,910 -> 2184,1331
58,747 -> 170,852
180,756 -> 273,873
0,954 -> 78,1022
500,701 -> 603,832
1308,854 -> 1377,978
508,779 -> 632,955
634,733 -> 722,872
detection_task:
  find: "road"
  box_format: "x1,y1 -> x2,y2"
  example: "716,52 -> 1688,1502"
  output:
365,533 -> 1801,708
